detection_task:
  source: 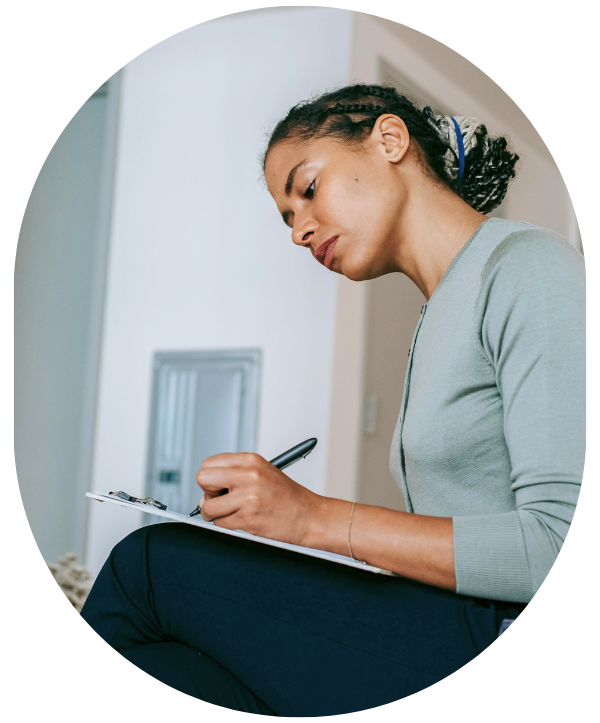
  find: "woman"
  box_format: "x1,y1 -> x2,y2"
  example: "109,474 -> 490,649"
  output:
81,85 -> 584,716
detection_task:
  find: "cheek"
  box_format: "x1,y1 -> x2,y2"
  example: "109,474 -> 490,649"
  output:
342,192 -> 397,277
323,178 -> 378,228
343,186 -> 391,248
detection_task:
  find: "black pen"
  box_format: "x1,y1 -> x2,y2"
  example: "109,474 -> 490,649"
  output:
188,438 -> 317,517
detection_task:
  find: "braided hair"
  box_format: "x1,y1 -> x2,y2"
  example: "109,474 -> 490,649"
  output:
263,84 -> 518,214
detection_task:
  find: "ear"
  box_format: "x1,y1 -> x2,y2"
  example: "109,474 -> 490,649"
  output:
370,114 -> 410,164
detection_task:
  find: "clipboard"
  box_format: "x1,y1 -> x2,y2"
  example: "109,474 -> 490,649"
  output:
87,492 -> 395,576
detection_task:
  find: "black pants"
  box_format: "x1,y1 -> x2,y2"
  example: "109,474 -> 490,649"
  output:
81,522 -> 525,716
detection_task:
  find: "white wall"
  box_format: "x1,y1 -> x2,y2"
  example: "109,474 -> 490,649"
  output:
85,7 -> 353,574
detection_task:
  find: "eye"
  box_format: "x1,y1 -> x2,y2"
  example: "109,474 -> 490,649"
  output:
303,180 -> 316,199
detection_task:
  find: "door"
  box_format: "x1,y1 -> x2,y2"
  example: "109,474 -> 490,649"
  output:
145,349 -> 262,516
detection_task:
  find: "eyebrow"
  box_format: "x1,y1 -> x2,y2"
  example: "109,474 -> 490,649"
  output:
280,158 -> 309,227
285,159 -> 308,196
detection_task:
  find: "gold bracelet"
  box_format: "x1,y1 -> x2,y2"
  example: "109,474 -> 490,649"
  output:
348,500 -> 357,560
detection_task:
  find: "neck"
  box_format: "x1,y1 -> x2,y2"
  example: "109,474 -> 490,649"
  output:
391,180 -> 487,300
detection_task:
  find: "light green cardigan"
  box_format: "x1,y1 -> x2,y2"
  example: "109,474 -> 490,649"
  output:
389,218 -> 585,603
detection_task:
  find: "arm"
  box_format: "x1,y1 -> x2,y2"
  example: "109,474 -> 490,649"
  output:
197,457 -> 456,590
305,498 -> 456,590
451,230 -> 585,602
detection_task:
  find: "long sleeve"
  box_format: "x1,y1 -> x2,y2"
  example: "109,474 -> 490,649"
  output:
452,230 -> 585,602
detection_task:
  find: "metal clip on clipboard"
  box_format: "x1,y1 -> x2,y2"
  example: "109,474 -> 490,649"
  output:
108,491 -> 167,510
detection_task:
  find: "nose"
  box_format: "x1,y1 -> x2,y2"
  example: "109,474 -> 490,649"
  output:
292,216 -> 318,249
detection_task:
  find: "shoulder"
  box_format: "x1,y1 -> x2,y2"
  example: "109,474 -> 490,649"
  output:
472,221 -> 585,350
477,221 -> 584,303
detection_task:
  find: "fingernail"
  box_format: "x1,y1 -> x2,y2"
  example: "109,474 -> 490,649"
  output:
198,496 -> 204,507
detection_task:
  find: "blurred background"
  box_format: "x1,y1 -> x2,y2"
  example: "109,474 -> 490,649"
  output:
14,7 -> 582,577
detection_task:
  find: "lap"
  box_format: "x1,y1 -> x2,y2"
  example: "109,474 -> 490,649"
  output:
83,521 -> 524,716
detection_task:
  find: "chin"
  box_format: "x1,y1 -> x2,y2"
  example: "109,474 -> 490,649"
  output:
341,268 -> 369,282
338,255 -> 377,282
340,272 -> 370,281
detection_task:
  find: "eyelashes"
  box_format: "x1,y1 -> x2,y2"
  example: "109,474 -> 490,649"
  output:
303,180 -> 316,199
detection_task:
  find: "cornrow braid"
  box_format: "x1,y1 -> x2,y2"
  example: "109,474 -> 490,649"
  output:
326,103 -> 386,114
263,84 -> 518,214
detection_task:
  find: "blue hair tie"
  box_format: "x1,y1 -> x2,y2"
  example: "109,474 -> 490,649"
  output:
451,117 -> 465,186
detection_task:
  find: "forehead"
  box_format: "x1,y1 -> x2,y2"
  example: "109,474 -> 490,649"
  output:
264,140 -> 308,189
264,136 -> 343,196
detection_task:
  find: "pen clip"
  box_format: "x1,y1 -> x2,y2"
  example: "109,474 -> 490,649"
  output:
280,450 -> 314,470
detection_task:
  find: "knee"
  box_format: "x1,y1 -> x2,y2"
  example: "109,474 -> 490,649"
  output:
106,522 -> 159,567
99,523 -> 181,588
110,522 -> 154,559
109,522 -> 196,566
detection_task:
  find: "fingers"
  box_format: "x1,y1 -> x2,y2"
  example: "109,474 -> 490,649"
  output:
198,506 -> 241,530
200,452 -> 264,469
193,452 -> 282,536
196,463 -> 261,492
202,489 -> 227,501
200,490 -> 242,522
196,467 -> 237,492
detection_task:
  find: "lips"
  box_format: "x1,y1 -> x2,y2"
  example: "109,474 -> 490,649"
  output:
315,236 -> 338,269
